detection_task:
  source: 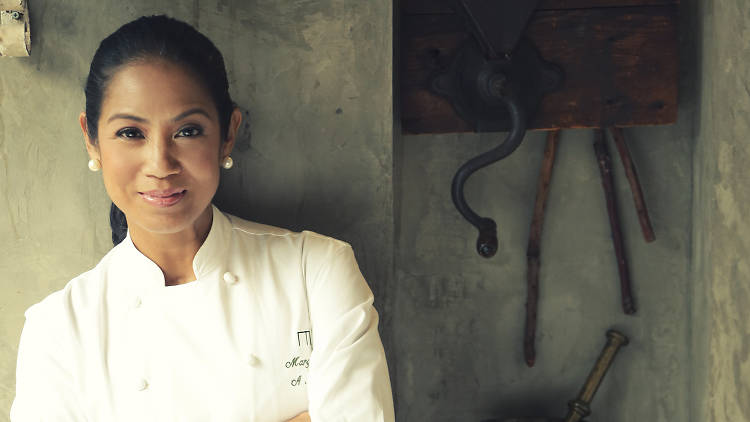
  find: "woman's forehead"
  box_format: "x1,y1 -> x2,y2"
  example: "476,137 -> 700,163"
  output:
100,60 -> 216,122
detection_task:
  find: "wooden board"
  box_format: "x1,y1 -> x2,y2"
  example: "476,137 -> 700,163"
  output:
404,0 -> 680,15
400,3 -> 679,133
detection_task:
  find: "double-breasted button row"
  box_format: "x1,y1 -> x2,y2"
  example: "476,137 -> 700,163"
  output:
129,273 -> 238,311
134,356 -> 260,392
129,271 -> 243,393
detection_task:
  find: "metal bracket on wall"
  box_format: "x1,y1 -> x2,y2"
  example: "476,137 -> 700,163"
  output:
430,0 -> 563,257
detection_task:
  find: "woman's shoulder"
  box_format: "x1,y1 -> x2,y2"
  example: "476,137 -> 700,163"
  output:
223,210 -> 351,254
23,244 -> 123,324
21,270 -> 101,342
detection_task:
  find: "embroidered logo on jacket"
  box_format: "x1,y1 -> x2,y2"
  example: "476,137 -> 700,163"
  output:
296,330 -> 312,348
285,329 -> 312,387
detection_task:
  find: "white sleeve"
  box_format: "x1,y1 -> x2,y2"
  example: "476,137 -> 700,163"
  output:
10,300 -> 88,422
306,244 -> 395,422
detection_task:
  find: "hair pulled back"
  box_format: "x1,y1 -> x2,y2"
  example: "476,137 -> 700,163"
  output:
84,15 -> 235,246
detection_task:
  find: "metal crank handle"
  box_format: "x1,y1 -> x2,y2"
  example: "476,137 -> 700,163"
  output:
451,96 -> 527,257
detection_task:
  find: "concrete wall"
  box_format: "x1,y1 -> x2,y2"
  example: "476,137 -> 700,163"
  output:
691,0 -> 750,420
0,1 -> 392,420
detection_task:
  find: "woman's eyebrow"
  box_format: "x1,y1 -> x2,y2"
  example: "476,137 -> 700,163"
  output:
171,108 -> 211,122
107,113 -> 147,123
106,108 -> 211,124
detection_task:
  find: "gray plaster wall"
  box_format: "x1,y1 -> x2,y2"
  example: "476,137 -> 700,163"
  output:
0,1 -> 392,420
691,0 -> 750,420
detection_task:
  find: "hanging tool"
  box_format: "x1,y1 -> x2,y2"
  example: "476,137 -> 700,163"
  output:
431,0 -> 562,257
524,129 -> 560,367
608,127 -> 655,243
593,129 -> 636,315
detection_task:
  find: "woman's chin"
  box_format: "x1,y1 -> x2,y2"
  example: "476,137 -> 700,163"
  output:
128,207 -> 211,238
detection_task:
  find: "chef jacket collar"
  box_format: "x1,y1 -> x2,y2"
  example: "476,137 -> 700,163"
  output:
120,204 -> 231,286
192,204 -> 231,279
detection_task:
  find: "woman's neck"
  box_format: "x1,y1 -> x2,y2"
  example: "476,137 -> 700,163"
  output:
128,207 -> 213,286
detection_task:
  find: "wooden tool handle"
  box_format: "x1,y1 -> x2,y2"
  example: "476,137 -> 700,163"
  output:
608,127 -> 655,243
593,129 -> 636,314
524,130 -> 561,367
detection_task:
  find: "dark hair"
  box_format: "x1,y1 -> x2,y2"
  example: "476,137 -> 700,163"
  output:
83,15 -> 235,245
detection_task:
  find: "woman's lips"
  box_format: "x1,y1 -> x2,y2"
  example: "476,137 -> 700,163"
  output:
138,189 -> 186,207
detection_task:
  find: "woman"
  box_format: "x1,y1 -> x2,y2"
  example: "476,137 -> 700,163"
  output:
11,15 -> 394,422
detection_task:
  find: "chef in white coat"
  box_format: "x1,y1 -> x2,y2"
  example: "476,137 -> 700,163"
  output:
11,14 -> 394,422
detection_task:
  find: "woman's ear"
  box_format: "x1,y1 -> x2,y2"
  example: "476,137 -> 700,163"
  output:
79,111 -> 100,160
221,107 -> 242,158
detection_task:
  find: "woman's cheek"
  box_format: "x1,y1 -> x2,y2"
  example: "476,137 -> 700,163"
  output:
100,145 -> 141,202
185,146 -> 222,181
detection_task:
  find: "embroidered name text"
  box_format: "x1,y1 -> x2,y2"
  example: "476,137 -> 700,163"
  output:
285,356 -> 310,369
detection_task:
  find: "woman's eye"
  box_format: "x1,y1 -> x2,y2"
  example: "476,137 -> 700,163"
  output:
177,126 -> 203,137
116,128 -> 143,139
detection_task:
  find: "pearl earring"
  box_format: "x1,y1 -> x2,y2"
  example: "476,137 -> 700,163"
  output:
88,159 -> 101,172
222,156 -> 234,169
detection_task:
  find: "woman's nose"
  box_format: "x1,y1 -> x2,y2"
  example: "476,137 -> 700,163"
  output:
145,136 -> 181,178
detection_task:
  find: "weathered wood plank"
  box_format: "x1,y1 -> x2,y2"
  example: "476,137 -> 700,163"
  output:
403,0 -> 679,15
538,0 -> 678,9
400,6 -> 678,133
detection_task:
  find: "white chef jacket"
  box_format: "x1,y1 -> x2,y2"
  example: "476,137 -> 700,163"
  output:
11,204 -> 394,422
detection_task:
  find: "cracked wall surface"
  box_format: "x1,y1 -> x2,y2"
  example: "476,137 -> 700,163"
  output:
0,1 -> 393,419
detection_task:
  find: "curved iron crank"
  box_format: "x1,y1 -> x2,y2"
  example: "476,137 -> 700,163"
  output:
451,95 -> 527,258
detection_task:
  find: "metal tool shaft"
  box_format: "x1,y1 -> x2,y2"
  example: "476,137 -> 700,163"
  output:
563,330 -> 629,422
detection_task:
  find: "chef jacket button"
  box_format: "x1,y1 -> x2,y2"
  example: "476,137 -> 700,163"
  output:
136,378 -> 149,391
223,272 -> 239,285
247,354 -> 261,367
